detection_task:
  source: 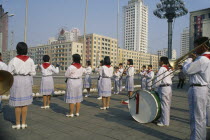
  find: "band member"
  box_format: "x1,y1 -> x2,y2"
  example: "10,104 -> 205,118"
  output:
8,42 -> 36,129
40,55 -> 59,109
99,56 -> 113,110
154,57 -> 172,127
122,59 -> 134,104
140,65 -> 147,90
119,63 -> 124,92
84,61 -> 92,97
113,67 -> 120,94
97,60 -> 103,100
183,37 -> 210,140
177,65 -> 185,89
0,52 -> 8,113
145,65 -> 154,91
65,54 -> 86,117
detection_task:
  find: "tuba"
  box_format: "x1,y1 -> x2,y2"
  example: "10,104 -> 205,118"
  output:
0,70 -> 14,95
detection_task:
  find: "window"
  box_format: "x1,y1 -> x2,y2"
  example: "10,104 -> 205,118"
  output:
194,16 -> 197,22
201,14 -> 205,20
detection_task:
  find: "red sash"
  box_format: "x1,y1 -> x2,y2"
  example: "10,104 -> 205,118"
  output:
147,70 -> 152,73
42,63 -> 51,69
202,54 -> 210,59
16,55 -> 29,62
162,65 -> 169,71
105,65 -> 111,68
72,63 -> 82,69
0,59 -> 2,62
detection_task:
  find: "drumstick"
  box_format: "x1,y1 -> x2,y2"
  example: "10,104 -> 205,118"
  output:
136,93 -> 140,114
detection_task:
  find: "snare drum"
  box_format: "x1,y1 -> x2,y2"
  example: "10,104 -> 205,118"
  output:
128,90 -> 161,123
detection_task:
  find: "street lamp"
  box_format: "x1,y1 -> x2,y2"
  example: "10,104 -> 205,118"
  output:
24,0 -> 28,43
82,0 -> 88,66
154,0 -> 188,59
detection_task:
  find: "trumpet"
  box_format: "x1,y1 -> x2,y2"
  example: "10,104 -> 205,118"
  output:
150,39 -> 210,87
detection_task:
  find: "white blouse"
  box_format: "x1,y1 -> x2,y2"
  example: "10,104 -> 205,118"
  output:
0,61 -> 8,71
65,65 -> 86,78
40,63 -> 59,76
126,66 -> 134,77
102,66 -> 113,78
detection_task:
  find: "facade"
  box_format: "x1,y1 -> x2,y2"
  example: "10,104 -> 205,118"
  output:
189,8 -> 210,50
57,28 -> 80,42
123,0 -> 148,53
0,5 -> 8,52
157,48 -> 177,60
180,27 -> 189,57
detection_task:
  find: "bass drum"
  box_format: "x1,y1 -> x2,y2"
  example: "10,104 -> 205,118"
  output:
128,90 -> 161,123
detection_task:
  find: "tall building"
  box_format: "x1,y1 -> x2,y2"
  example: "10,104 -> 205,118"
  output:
57,28 -> 80,42
189,8 -> 210,50
180,27 -> 189,57
0,5 -> 8,52
157,48 -> 177,60
123,0 -> 148,53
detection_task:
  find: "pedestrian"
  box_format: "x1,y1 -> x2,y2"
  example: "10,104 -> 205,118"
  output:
113,67 -> 120,95
140,65 -> 147,90
64,54 -> 86,117
97,60 -> 103,100
154,57 -> 172,127
40,55 -> 59,109
8,42 -> 36,129
183,37 -> 210,140
145,65 -> 154,91
84,61 -> 92,97
119,63 -> 124,92
0,52 -> 8,113
99,56 -> 113,110
177,65 -> 185,89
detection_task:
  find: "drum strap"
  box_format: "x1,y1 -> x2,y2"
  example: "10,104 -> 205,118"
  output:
136,94 -> 140,114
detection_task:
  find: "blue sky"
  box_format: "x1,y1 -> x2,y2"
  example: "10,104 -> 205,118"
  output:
1,0 -> 210,56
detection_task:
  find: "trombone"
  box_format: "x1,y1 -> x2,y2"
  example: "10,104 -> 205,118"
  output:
150,39 -> 210,87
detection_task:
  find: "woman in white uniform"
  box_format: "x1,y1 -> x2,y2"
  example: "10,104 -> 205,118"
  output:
97,60 -> 103,100
113,67 -> 120,94
84,61 -> 92,97
8,42 -> 36,129
40,55 -> 59,109
65,54 -> 86,117
145,65 -> 154,91
99,56 -> 113,110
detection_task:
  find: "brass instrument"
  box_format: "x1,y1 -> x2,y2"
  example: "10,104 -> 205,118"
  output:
151,39 -> 210,87
0,70 -> 14,95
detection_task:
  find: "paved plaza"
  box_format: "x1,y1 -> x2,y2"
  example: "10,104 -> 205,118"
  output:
0,78 -> 209,140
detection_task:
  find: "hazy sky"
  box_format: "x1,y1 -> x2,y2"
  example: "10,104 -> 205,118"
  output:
1,0 -> 210,56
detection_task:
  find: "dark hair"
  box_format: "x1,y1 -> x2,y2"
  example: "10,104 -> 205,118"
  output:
142,65 -> 146,68
43,55 -> 50,62
16,42 -> 28,55
148,65 -> 152,68
104,56 -> 111,65
73,54 -> 81,63
86,61 -> 91,66
194,37 -> 209,47
0,52 -> 1,56
119,63 -> 123,66
127,59 -> 133,65
160,57 -> 169,65
100,60 -> 104,65
115,67 -> 119,69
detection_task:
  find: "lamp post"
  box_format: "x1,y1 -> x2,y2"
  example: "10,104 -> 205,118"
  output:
82,0 -> 88,66
116,0 -> 119,66
24,0 -> 28,43
154,0 -> 188,59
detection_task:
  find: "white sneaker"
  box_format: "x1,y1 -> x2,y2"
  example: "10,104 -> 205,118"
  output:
157,122 -> 165,127
85,94 -> 89,97
21,124 -> 28,129
75,113 -> 79,117
66,114 -> 74,117
97,96 -> 102,100
12,124 -> 21,130
106,106 -> 110,109
41,106 -> 47,109
100,107 -> 106,110
46,106 -> 50,109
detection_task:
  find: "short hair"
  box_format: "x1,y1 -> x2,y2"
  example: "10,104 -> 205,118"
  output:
16,42 -> 28,55
160,57 -> 169,65
142,65 -> 146,68
148,65 -> 152,68
127,59 -> 133,65
0,52 -> 1,56
86,60 -> 91,66
72,54 -> 81,63
104,56 -> 111,65
119,63 -> 123,66
100,60 -> 104,65
194,37 -> 209,47
43,55 -> 50,62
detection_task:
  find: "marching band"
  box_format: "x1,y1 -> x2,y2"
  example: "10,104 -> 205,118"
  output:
0,37 -> 210,140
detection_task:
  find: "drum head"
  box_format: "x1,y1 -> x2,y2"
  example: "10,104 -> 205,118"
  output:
128,90 -> 160,123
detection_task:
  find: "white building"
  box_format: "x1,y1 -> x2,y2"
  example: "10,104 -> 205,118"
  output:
48,37 -> 57,44
180,27 -> 189,57
57,28 -> 80,42
123,0 -> 148,53
157,48 -> 177,60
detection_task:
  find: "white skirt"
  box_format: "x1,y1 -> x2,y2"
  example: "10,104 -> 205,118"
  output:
65,78 -> 83,104
99,78 -> 112,97
84,74 -> 91,88
97,76 -> 102,96
125,76 -> 134,91
40,76 -> 54,95
9,75 -> 33,107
